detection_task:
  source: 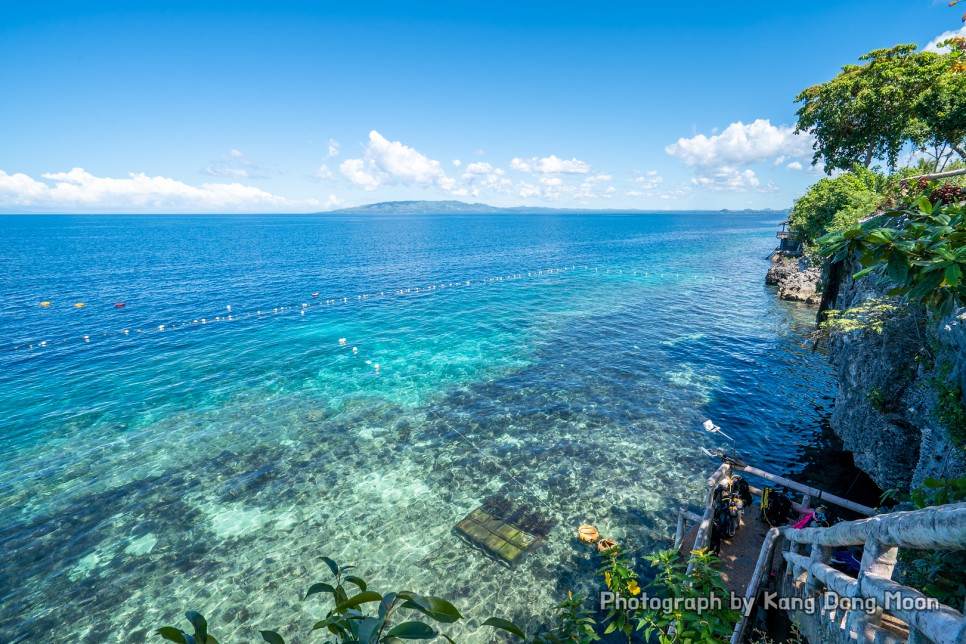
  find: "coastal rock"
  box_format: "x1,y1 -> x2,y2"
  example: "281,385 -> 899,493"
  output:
826,265 -> 966,491
766,259 -> 823,305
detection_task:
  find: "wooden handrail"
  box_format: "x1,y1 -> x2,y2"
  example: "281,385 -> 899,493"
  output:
734,464 -> 876,516
780,502 -> 966,549
777,502 -> 966,643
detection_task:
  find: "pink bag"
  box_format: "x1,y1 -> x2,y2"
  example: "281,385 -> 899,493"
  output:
793,511 -> 815,529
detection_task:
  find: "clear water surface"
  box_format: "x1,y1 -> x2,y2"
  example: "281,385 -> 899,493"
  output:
0,213 -> 835,642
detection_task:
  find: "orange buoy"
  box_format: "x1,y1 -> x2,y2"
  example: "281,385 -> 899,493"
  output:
74,303 -> 85,308
115,303 -> 125,308
40,301 -> 51,307
578,524 -> 600,543
597,538 -> 618,553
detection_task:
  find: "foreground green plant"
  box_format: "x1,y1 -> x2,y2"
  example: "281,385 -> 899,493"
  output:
157,556 -> 462,644
637,549 -> 741,644
819,197 -> 966,319
596,545 -> 641,641
483,591 -> 598,644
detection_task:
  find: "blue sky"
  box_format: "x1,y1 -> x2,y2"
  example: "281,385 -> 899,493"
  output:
0,1 -> 963,213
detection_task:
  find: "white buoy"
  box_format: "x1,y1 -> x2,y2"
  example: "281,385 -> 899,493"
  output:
352,347 -> 358,354
226,305 -> 231,312
374,363 -> 380,373
339,338 -> 347,345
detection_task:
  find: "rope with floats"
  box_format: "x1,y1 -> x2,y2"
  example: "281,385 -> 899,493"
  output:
8,265 -> 733,353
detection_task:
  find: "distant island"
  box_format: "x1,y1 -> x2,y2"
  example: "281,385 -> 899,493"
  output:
323,200 -> 786,215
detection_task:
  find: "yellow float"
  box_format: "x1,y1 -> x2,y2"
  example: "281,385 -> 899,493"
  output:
577,524 -> 600,543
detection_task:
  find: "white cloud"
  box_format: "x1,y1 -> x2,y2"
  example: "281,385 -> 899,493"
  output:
518,182 -> 541,199
452,159 -> 462,167
462,161 -> 495,175
339,158 -> 381,191
202,149 -> 272,179
315,164 -> 334,180
666,119 -> 812,169
666,119 -> 814,192
328,139 -> 341,158
460,162 -> 512,195
0,167 -> 319,213
689,167 -> 763,192
339,130 -> 455,192
510,154 -> 591,174
925,26 -> 966,53
628,171 -> 665,191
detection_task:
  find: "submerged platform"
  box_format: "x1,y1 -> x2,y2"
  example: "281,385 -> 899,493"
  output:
453,496 -> 556,567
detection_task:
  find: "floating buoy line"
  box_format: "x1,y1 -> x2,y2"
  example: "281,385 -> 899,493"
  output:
8,266 -> 732,354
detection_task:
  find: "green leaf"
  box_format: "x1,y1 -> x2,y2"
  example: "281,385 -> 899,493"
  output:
945,264 -> 962,288
185,612 -> 208,643
886,252 -> 910,285
918,197 -> 934,214
305,582 -> 336,599
156,628 -> 187,644
482,617 -> 527,639
356,616 -> 384,643
321,556 -> 340,577
334,591 -> 384,613
852,266 -> 876,279
260,631 -> 286,644
344,575 -> 368,592
385,621 -> 438,639
398,595 -> 462,624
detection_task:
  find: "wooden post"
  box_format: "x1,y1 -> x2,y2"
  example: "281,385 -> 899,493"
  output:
847,536 -> 897,637
806,543 -> 832,593
674,508 -> 686,550
730,528 -> 780,644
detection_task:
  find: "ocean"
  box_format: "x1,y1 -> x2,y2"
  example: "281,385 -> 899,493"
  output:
0,212 -> 840,641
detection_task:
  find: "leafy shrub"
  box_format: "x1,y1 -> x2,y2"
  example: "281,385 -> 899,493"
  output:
637,548 -> 741,644
819,197 -> 966,319
157,556 -> 463,644
789,166 -> 885,247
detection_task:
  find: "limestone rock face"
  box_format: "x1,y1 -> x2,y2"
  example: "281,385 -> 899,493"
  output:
827,266 -> 966,491
765,259 -> 823,305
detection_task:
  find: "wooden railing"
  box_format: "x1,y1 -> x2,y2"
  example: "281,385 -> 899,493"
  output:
779,503 -> 966,644
677,461 -> 964,643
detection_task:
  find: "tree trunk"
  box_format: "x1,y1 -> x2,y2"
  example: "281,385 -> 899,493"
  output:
862,144 -> 875,168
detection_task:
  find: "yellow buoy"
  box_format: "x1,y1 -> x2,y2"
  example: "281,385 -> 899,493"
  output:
578,524 -> 600,543
40,301 -> 51,307
74,303 -> 85,308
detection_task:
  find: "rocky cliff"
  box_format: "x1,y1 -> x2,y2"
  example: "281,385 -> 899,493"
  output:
766,258 -> 966,490
826,268 -> 966,491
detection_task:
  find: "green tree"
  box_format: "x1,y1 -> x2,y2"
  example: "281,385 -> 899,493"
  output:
788,165 -> 885,246
795,45 -> 945,172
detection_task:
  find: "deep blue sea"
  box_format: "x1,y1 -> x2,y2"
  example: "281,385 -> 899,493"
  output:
0,213 -> 843,642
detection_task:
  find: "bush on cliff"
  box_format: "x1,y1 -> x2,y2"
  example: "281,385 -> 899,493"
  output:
789,166 -> 885,247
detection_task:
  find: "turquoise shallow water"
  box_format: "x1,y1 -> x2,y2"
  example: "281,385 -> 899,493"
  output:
0,213 -> 835,642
